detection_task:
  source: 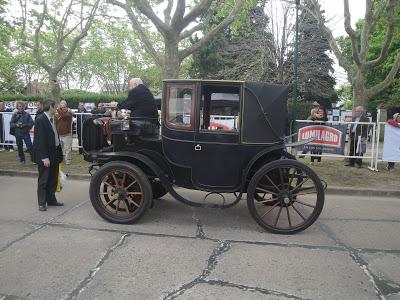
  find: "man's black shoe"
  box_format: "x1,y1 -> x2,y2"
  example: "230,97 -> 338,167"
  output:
356,164 -> 362,168
47,201 -> 64,206
344,163 -> 354,167
38,205 -> 47,211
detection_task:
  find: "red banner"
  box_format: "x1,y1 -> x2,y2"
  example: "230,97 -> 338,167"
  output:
298,125 -> 343,148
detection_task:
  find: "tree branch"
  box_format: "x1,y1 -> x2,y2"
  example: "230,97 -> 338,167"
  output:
365,52 -> 400,98
33,0 -> 52,72
56,0 -> 102,73
179,0 -> 246,60
179,23 -> 203,41
181,0 -> 213,30
358,0 -> 374,60
130,0 -> 170,37
306,1 -> 354,76
58,0 -> 74,44
170,0 -> 185,30
163,0 -> 173,24
108,0 -> 163,67
364,0 -> 396,70
343,0 -> 361,66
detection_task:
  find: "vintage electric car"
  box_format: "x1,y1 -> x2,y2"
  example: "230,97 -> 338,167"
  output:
82,80 -> 325,234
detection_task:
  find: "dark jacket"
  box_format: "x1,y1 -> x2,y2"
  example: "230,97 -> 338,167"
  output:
118,84 -> 158,120
351,115 -> 369,138
32,113 -> 62,164
10,111 -> 34,135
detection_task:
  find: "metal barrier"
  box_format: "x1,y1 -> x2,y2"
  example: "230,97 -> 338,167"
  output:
0,111 -> 92,151
2,112 -> 398,171
294,119 -> 376,170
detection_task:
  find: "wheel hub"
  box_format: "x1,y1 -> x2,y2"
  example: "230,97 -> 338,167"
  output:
277,190 -> 293,207
114,187 -> 126,200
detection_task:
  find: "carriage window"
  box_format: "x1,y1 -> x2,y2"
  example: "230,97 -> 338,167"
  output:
200,85 -> 240,132
166,85 -> 194,130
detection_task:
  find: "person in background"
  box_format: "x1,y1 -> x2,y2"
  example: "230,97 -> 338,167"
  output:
308,106 -> 328,165
386,113 -> 400,170
0,100 -> 14,152
33,100 -> 64,211
9,101 -> 34,164
345,106 -> 369,168
55,100 -> 73,165
35,100 -> 44,117
92,102 -> 106,115
75,102 -> 88,154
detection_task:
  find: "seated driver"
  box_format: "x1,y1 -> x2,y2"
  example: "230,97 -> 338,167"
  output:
111,78 -> 158,124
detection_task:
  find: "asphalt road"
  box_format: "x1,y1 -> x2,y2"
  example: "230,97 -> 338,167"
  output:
0,176 -> 400,300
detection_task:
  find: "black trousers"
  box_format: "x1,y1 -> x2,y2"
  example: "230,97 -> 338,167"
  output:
37,161 -> 58,206
348,133 -> 363,166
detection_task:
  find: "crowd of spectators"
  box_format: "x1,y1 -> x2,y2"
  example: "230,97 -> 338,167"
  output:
0,99 -> 114,166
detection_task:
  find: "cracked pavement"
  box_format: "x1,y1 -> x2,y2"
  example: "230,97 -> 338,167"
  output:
1,176 -> 400,299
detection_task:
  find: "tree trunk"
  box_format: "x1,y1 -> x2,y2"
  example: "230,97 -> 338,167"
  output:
163,39 -> 180,79
351,70 -> 368,110
49,71 -> 61,102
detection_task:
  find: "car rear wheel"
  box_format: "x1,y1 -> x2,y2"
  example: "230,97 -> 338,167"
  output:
247,159 -> 324,234
89,161 -> 152,224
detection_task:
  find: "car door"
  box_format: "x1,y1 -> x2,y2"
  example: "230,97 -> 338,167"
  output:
190,83 -> 243,191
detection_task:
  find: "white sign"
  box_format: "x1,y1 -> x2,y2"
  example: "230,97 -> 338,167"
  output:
382,124 -> 400,162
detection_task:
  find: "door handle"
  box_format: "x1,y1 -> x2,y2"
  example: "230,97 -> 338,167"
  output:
194,144 -> 202,151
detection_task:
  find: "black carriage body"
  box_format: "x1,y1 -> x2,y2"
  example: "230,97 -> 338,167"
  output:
83,80 -> 289,193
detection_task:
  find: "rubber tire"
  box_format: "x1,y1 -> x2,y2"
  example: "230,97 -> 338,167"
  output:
247,159 -> 324,234
151,181 -> 167,199
89,161 -> 152,224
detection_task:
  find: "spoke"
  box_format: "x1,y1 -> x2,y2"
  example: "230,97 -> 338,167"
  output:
286,206 -> 292,228
293,190 -> 317,197
126,192 -> 143,195
274,206 -> 283,227
292,203 -> 307,221
259,201 -> 280,218
288,168 -> 296,186
257,198 -> 278,204
264,174 -> 280,192
111,172 -> 119,187
256,186 -> 278,196
125,179 -> 137,191
279,167 -> 285,188
104,198 -> 117,208
123,199 -> 130,214
98,192 -> 114,195
127,197 -> 140,208
292,176 -> 310,193
115,199 -> 121,215
293,199 -> 316,208
103,181 -> 116,189
121,173 -> 127,186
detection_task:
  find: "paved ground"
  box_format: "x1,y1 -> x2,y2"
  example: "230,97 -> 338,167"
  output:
1,176 -> 400,300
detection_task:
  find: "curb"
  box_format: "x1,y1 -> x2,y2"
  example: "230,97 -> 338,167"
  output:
1,169 -> 399,198
0,169 -> 90,181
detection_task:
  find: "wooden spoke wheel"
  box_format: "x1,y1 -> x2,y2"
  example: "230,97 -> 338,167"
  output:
89,162 -> 152,224
247,159 -> 324,234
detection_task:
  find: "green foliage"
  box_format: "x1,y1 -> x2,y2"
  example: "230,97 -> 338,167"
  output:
211,0 -> 260,34
337,84 -> 353,109
0,90 -> 127,108
337,1 -> 400,108
288,101 -> 314,121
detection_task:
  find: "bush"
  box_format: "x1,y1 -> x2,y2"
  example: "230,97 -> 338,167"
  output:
0,90 -> 127,108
